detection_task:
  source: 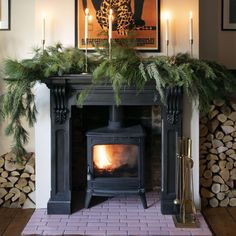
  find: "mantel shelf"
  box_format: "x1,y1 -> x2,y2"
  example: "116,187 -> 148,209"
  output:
43,75 -> 160,106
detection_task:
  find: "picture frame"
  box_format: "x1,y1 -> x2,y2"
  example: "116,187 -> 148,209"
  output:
75,0 -> 160,51
0,0 -> 10,30
222,0 -> 236,31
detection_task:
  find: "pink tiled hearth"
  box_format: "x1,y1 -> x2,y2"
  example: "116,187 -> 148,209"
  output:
22,191 -> 212,236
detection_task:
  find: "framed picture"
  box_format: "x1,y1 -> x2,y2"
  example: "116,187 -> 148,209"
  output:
0,0 -> 10,30
75,0 -> 160,51
222,0 -> 236,30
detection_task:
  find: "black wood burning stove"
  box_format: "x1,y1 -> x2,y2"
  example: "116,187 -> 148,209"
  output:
85,106 -> 147,208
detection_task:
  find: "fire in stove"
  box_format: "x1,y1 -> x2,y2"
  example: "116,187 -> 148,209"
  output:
93,144 -> 138,177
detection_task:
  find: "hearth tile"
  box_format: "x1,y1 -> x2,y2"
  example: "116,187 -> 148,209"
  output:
78,226 -> 99,231
128,230 -> 149,235
47,214 -> 69,218
148,231 -> 170,235
82,218 -> 101,222
106,230 -> 128,235
47,222 -> 67,227
191,230 -> 212,235
38,226 -> 58,231
22,230 -> 44,235
85,230 -> 107,235
67,214 -> 89,219
21,226 -> 38,231
120,219 -> 140,223
106,222 -> 127,227
101,226 -> 120,231
67,222 -> 87,227
147,222 -> 166,227
64,230 -> 85,235
169,231 -> 191,235
128,222 -> 148,227
42,218 -> 63,223
59,226 -> 78,231
25,221 -> 46,226
120,226 -> 141,231
42,230 -> 65,235
82,211 -> 101,216
87,222 -> 107,227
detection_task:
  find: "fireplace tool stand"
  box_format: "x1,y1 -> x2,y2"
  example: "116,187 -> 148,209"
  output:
173,137 -> 198,228
85,106 -> 147,209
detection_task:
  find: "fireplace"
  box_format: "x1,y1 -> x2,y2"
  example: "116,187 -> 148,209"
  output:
44,75 -> 183,215
85,106 -> 147,208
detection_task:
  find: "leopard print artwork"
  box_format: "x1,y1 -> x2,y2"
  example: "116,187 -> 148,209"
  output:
96,0 -> 135,35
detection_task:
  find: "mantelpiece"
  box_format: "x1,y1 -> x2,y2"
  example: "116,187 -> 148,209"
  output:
43,74 -> 183,214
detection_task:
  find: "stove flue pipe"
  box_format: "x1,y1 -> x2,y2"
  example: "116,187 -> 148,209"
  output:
108,105 -> 123,129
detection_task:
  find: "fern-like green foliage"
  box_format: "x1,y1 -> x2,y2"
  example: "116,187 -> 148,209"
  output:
1,43 -> 91,160
92,44 -> 236,112
1,42 -> 236,161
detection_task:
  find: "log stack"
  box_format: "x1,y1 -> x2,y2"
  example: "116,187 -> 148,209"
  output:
200,100 -> 236,207
0,152 -> 35,208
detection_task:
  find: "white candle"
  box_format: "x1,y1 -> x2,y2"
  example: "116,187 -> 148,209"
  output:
108,9 -> 113,44
165,13 -> 169,42
189,11 -> 193,41
85,8 -> 89,44
42,13 -> 46,41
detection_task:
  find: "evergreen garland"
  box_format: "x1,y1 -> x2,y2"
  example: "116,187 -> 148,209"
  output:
1,42 -> 236,160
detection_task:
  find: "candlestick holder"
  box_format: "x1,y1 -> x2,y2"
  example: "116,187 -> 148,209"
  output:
190,39 -> 193,57
84,38 -> 88,74
42,39 -> 45,51
166,40 -> 169,57
109,40 -> 112,60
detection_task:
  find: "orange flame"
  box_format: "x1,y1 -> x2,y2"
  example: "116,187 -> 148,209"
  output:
93,144 -> 138,171
93,145 -> 112,169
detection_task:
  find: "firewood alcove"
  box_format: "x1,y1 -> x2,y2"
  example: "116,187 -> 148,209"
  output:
43,74 -> 183,215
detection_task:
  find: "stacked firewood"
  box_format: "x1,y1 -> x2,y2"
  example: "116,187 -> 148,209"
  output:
0,152 -> 35,208
200,100 -> 236,207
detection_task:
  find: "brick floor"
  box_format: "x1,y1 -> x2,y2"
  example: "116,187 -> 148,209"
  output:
22,191 -> 212,235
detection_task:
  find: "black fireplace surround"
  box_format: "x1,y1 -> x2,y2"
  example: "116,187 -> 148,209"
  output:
44,74 -> 183,215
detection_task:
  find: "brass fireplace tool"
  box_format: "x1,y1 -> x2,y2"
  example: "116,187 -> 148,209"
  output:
173,136 -> 198,228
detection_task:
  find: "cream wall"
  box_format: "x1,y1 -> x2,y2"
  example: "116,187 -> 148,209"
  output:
0,0 -> 35,155
199,0 -> 236,69
0,0 -> 200,208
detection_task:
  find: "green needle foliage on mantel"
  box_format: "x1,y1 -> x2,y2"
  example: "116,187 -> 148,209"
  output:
1,42 -> 236,160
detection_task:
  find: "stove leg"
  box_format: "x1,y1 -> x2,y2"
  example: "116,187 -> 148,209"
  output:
85,191 -> 92,208
139,192 -> 148,209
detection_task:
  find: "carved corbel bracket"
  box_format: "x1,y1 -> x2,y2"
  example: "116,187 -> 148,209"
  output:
53,85 -> 69,124
166,87 -> 182,125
